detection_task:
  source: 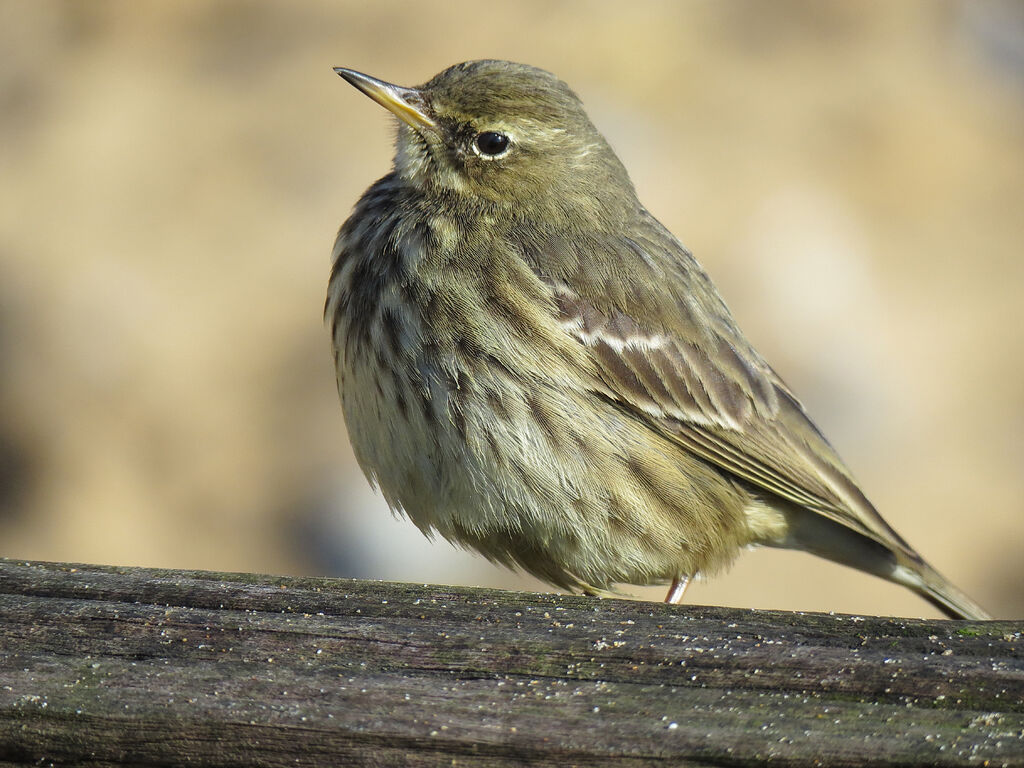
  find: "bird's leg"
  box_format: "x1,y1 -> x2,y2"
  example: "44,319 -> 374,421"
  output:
665,575 -> 690,604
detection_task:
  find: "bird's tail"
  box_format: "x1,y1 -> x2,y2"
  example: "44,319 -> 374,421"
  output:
766,503 -> 991,620
889,560 -> 992,621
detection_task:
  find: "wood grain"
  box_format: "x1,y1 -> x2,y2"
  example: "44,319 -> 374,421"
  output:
0,559 -> 1020,766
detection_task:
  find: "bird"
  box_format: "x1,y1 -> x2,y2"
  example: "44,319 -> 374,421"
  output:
325,60 -> 991,620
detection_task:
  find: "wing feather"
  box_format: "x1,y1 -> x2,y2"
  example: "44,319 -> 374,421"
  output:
535,227 -> 916,559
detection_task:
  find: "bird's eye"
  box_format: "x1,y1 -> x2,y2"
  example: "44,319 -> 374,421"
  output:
475,131 -> 510,157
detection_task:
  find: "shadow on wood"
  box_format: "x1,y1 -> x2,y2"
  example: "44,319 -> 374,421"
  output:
0,558 -> 1021,767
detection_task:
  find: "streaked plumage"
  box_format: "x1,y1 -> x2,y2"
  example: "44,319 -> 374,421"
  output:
327,60 -> 990,619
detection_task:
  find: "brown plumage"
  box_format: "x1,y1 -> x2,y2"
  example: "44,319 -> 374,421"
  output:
326,60 -> 990,619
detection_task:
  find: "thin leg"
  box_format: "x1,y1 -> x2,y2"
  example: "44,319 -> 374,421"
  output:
665,575 -> 690,604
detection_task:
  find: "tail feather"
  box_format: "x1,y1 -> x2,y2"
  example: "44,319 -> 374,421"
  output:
766,502 -> 991,620
891,562 -> 992,621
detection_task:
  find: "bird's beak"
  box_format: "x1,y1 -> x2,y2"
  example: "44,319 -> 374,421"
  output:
334,67 -> 436,132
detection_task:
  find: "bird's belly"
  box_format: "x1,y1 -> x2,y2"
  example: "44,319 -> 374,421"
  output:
339,345 -> 752,591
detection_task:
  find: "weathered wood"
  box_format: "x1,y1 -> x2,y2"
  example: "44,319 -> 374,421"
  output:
0,559 -> 1020,767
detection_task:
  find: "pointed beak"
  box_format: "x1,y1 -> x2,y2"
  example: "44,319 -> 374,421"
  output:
333,67 -> 436,132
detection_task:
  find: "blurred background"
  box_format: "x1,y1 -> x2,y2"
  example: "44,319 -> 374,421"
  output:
1,0 -> 1021,619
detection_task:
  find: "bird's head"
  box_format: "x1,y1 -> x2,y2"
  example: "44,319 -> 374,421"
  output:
335,60 -> 635,217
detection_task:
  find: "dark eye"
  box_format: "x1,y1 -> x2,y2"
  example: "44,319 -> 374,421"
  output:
475,131 -> 510,156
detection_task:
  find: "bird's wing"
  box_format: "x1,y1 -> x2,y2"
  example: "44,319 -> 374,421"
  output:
533,226 -> 916,559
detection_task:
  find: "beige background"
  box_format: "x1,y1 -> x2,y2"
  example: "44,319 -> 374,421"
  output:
1,1 -> 1021,618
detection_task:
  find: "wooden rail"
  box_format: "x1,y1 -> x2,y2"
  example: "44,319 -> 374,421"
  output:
0,558 -> 1021,766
